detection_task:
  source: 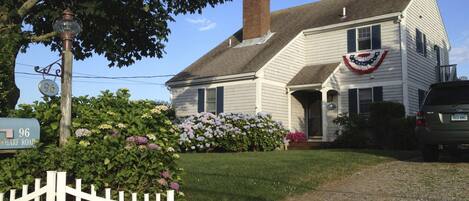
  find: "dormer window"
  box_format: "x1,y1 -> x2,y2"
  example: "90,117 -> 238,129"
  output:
357,27 -> 372,51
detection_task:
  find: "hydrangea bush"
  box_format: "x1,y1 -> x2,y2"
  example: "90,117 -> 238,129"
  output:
178,112 -> 288,152
2,89 -> 184,199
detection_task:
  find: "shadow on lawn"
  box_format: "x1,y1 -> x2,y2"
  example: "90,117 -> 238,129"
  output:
323,148 -> 469,163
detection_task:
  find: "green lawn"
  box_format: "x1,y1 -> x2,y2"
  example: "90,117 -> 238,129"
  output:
178,149 -> 416,201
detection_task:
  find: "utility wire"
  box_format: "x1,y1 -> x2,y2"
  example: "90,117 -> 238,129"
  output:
15,71 -> 174,79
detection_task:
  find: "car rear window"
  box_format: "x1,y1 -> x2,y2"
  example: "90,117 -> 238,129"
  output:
425,86 -> 469,105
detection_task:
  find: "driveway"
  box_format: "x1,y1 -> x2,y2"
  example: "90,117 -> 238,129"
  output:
286,154 -> 469,201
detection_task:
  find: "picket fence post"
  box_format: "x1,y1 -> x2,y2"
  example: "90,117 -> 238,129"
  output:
34,179 -> 41,201
118,191 -> 125,201
46,171 -> 56,201
9,189 -> 15,201
167,190 -> 174,201
155,193 -> 161,201
56,172 -> 67,201
75,179 -> 82,201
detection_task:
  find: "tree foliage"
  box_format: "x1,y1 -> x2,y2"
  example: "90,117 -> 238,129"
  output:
0,0 -> 231,115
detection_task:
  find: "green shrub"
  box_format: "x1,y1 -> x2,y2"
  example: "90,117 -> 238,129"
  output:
332,102 -> 418,150
178,113 -> 288,152
2,89 -> 183,198
332,113 -> 372,148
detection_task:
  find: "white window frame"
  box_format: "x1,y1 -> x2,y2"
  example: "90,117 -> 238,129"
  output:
356,26 -> 373,51
204,88 -> 218,114
357,88 -> 375,114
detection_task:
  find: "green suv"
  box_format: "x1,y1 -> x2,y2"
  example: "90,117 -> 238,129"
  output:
416,81 -> 469,162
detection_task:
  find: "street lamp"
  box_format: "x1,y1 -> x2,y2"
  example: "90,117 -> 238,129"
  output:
53,8 -> 81,146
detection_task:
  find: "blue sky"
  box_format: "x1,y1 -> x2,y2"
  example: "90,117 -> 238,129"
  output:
15,0 -> 469,105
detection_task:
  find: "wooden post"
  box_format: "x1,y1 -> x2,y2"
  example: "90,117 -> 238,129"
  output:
118,191 -> 124,201
75,179 -> 82,201
155,193 -> 161,201
56,172 -> 67,201
46,171 -> 56,201
9,189 -> 15,201
59,50 -> 73,146
91,185 -> 96,196
21,185 -> 28,197
144,193 -> 149,201
131,193 -> 137,201
34,179 -> 41,201
0,192 -> 4,201
166,190 -> 174,201
105,188 -> 111,200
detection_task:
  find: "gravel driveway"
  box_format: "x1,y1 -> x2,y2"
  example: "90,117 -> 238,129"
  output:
286,154 -> 469,201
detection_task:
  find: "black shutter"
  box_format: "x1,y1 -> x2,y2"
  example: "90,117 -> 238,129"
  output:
373,87 -> 383,102
416,29 -> 422,53
348,89 -> 358,115
372,25 -> 382,49
347,29 -> 357,53
418,89 -> 426,108
423,34 -> 427,57
216,87 -> 224,114
197,89 -> 205,113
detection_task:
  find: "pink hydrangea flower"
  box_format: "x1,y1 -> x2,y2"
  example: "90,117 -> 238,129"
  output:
161,171 -> 171,179
147,143 -> 160,150
158,178 -> 167,186
170,182 -> 180,191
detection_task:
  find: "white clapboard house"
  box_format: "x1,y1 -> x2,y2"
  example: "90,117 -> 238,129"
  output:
166,0 -> 456,142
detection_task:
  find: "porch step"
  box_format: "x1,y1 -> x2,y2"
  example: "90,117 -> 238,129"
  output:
288,142 -> 326,150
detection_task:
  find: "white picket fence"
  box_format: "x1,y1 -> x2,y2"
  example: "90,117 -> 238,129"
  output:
0,171 -> 175,201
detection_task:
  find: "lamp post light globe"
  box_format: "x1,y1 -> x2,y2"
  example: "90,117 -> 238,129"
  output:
55,8 -> 81,146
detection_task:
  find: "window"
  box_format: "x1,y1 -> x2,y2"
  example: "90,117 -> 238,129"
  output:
358,88 -> 373,114
206,88 -> 217,113
348,87 -> 383,115
357,27 -> 372,51
416,29 -> 427,56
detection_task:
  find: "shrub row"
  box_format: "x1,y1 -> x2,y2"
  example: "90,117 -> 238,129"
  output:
333,102 -> 418,150
178,112 -> 288,152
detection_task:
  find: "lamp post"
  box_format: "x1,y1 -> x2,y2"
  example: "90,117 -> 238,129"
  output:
53,9 -> 81,146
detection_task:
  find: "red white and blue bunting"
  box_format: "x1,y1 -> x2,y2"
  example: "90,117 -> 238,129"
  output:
343,49 -> 389,74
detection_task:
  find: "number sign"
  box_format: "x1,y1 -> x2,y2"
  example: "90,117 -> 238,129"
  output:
38,79 -> 59,97
0,118 -> 40,150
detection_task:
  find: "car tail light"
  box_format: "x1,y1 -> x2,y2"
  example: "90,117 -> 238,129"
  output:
416,111 -> 426,127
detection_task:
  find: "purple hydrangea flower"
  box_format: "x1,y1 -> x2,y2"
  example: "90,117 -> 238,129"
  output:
170,182 -> 180,191
136,136 -> 148,145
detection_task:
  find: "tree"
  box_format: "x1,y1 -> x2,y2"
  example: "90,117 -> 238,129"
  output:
0,0 -> 231,116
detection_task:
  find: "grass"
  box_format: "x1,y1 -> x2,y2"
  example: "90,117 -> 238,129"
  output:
178,149 -> 416,201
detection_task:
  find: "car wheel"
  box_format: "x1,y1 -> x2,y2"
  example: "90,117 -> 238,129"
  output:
422,144 -> 439,162
448,145 -> 462,158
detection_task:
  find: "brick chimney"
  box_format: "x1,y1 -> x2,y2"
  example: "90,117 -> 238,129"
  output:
243,0 -> 271,41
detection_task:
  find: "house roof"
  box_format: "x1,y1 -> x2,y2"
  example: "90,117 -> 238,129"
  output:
167,0 -> 412,84
287,63 -> 340,86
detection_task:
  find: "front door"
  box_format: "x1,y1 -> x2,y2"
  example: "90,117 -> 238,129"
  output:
307,97 -> 322,139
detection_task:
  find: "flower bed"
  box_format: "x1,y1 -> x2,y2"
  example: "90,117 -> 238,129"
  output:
3,89 -> 183,198
286,131 -> 307,143
178,113 -> 288,152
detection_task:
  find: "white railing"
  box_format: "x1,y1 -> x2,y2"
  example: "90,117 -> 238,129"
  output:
0,171 -> 175,201
438,64 -> 458,83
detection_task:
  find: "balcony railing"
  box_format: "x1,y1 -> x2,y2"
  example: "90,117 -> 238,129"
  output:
437,64 -> 458,83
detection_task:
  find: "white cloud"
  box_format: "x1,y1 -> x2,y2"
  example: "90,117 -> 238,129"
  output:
186,17 -> 217,31
450,38 -> 469,64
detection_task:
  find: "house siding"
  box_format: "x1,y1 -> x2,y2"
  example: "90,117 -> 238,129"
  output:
305,20 -> 403,86
291,95 -> 305,132
261,83 -> 289,125
405,0 -> 450,115
262,34 -> 306,84
171,82 -> 257,117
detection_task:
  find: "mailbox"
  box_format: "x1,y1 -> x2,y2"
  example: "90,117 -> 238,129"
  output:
0,118 -> 40,150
